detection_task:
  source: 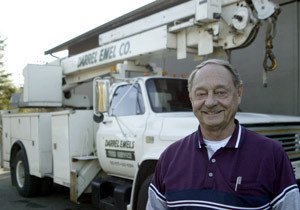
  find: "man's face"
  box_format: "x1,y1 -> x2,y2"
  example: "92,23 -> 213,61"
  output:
190,64 -> 243,133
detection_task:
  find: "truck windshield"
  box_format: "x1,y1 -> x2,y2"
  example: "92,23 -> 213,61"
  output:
146,78 -> 192,113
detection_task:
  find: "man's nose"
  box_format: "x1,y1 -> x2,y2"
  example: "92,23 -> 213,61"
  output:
205,94 -> 217,108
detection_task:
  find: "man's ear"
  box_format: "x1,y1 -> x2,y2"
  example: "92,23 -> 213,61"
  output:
189,93 -> 193,104
237,84 -> 243,104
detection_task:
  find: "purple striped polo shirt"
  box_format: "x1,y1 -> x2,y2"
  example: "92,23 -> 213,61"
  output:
149,121 -> 299,209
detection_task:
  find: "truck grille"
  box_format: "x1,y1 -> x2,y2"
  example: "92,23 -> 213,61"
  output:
265,133 -> 300,156
245,124 -> 300,160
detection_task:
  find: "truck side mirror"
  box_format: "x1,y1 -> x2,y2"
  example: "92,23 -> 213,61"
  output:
93,78 -> 110,123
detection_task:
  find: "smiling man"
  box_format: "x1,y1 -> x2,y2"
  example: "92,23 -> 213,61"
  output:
147,59 -> 300,210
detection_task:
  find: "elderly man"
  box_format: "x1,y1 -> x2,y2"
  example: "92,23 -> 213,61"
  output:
147,59 -> 300,209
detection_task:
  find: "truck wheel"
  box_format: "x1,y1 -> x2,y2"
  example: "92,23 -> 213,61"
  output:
12,150 -> 40,197
137,174 -> 153,210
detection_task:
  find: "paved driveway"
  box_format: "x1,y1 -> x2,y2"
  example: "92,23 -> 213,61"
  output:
0,168 -> 98,210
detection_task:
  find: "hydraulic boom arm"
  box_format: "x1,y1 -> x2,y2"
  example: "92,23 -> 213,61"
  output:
61,0 -> 280,86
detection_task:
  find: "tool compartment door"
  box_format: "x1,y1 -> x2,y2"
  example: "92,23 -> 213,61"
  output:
51,110 -> 95,187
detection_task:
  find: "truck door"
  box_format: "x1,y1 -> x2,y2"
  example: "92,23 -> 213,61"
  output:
97,82 -> 147,178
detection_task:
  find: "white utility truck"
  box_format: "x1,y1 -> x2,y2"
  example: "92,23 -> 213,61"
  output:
1,1 -> 300,210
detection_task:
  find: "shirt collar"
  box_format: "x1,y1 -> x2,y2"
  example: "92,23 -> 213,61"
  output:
196,119 -> 242,149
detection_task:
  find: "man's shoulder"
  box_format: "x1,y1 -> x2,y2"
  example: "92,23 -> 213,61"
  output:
160,130 -> 198,160
168,130 -> 198,149
242,127 -> 284,151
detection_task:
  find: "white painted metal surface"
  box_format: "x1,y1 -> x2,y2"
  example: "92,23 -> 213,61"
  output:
99,1 -> 195,45
252,0 -> 277,19
62,25 -> 176,76
51,110 -> 96,187
236,112 -> 300,124
16,160 -> 25,187
23,64 -> 62,107
97,112 -> 148,179
195,0 -> 221,22
1,113 -> 52,177
1,115 -> 10,168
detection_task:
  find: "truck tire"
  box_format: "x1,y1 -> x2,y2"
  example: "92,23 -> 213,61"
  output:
11,150 -> 40,197
136,174 -> 153,210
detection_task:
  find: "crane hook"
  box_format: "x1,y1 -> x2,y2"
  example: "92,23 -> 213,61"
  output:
263,39 -> 278,72
262,9 -> 280,87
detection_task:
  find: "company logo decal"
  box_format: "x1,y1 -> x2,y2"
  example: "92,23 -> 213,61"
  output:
77,41 -> 131,68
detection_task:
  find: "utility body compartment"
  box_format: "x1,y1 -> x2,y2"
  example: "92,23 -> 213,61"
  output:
1,110 -> 100,202
51,110 -> 98,187
23,64 -> 62,107
1,112 -> 52,177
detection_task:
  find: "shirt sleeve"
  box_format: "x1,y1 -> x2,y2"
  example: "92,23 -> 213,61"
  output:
146,183 -> 168,210
270,144 -> 300,209
146,153 -> 168,210
272,186 -> 300,210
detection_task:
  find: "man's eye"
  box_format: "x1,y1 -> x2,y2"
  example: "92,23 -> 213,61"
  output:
195,92 -> 207,98
215,91 -> 227,97
197,93 -> 206,96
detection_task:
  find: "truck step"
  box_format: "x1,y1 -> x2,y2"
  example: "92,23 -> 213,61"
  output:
99,197 -> 115,210
92,177 -> 132,210
72,155 -> 98,162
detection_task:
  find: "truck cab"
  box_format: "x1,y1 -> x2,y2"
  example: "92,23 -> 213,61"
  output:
96,77 -> 194,179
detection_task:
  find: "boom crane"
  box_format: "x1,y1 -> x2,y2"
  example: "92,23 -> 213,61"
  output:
61,0 -> 280,89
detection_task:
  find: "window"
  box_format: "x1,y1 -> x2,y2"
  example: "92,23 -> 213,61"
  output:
146,78 -> 192,113
109,84 -> 145,116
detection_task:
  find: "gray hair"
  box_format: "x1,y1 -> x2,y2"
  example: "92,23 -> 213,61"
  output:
187,59 -> 242,94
